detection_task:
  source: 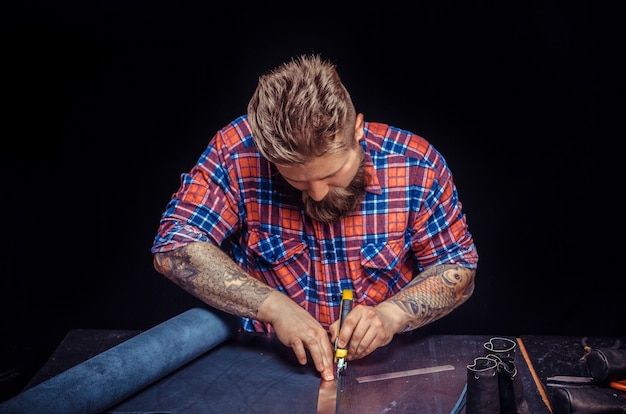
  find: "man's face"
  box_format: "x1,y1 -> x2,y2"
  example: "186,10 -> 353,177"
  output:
275,147 -> 367,223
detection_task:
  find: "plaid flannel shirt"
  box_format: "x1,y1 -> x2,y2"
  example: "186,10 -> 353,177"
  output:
152,115 -> 478,331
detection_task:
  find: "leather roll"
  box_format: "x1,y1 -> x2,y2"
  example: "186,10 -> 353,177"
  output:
551,386 -> 626,414
587,348 -> 626,383
0,307 -> 240,414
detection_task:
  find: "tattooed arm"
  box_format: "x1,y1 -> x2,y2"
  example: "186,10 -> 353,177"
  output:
332,264 -> 475,361
153,241 -> 337,380
386,264 -> 475,332
153,241 -> 274,319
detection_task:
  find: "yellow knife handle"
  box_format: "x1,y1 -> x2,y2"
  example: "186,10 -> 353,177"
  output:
339,289 -> 353,327
335,289 -> 353,365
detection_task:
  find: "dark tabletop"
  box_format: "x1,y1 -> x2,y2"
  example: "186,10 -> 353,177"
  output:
85,332 -> 547,413
21,329 -> 626,414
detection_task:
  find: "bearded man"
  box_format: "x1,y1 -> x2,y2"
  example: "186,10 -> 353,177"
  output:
152,54 -> 478,382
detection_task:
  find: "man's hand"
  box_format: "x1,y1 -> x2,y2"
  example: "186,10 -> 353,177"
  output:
329,302 -> 400,361
155,244 -> 338,380
329,264 -> 476,360
258,290 -> 336,381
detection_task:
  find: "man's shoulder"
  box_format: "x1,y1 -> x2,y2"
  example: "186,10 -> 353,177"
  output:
364,121 -> 432,159
214,115 -> 255,151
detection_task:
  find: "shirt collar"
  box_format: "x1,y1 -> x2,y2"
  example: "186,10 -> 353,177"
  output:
361,140 -> 382,196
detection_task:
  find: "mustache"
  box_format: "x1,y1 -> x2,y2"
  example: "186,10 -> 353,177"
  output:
303,159 -> 367,223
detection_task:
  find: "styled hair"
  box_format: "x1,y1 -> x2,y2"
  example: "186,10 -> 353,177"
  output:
247,54 -> 357,165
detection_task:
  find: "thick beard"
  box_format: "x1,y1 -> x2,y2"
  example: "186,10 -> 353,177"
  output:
302,157 -> 367,223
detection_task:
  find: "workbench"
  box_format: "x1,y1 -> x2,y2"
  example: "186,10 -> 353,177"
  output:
2,308 -> 624,413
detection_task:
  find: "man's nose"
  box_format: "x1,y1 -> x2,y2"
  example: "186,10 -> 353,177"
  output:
307,181 -> 329,202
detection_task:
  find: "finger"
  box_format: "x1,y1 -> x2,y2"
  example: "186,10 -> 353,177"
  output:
328,320 -> 339,342
307,335 -> 335,380
345,309 -> 381,359
321,365 -> 335,381
290,338 -> 308,366
351,328 -> 378,359
350,315 -> 391,360
336,312 -> 358,349
338,309 -> 363,350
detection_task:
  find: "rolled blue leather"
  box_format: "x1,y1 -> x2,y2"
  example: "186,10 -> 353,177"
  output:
0,307 -> 239,414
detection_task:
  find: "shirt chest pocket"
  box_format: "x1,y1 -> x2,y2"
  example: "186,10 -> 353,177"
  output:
247,229 -> 309,272
360,235 -> 411,277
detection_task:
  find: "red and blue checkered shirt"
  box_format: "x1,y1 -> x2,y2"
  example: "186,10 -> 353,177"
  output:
152,115 -> 478,332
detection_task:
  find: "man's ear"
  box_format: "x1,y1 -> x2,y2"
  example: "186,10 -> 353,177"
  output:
354,113 -> 365,141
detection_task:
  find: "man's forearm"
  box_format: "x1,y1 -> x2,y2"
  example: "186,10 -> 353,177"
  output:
386,264 -> 476,332
153,241 -> 274,319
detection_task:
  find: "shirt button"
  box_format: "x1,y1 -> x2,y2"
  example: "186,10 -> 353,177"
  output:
331,295 -> 337,301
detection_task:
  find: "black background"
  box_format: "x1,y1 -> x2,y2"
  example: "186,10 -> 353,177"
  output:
2,1 -> 624,401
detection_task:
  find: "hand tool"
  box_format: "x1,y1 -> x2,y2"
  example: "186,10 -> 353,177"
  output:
547,375 -> 626,391
316,289 -> 353,414
612,380 -> 626,391
334,289 -> 353,376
